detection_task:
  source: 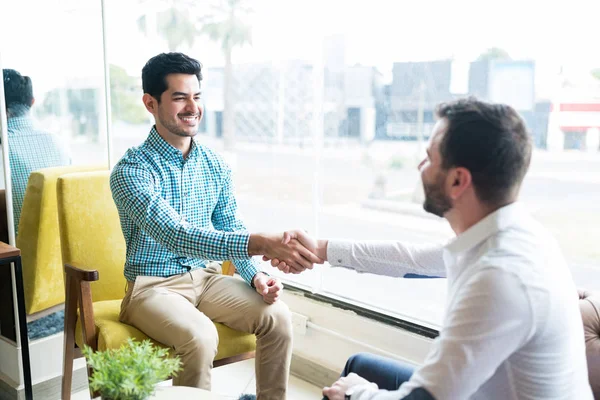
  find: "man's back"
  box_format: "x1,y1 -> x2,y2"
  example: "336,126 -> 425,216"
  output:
397,204 -> 593,399
476,214 -> 591,399
7,116 -> 70,234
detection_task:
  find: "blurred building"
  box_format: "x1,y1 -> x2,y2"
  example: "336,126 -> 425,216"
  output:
544,73 -> 600,152
200,56 -> 600,152
383,60 -> 455,141
201,60 -> 384,145
382,59 -> 543,145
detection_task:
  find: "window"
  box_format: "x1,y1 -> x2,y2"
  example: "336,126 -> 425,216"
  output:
1,0 -> 109,167
105,0 -> 600,329
0,0 -> 110,346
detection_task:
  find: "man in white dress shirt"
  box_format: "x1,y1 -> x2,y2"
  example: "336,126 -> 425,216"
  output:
267,98 -> 593,400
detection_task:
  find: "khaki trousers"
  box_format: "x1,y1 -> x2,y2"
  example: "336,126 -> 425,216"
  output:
119,263 -> 292,400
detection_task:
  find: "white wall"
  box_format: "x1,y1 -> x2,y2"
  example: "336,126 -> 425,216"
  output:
284,291 -> 433,373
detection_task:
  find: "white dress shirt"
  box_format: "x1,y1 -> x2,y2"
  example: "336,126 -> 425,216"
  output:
327,203 -> 593,400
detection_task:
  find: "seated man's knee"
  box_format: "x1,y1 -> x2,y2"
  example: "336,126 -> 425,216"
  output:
177,323 -> 219,356
259,301 -> 292,338
344,352 -> 377,375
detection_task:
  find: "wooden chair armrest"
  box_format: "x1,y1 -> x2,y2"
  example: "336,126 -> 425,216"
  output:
64,263 -> 99,282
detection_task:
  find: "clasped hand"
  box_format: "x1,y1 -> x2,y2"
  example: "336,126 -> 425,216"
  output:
262,230 -> 323,274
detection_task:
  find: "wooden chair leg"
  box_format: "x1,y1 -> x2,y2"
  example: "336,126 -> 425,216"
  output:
61,275 -> 78,400
78,281 -> 98,398
62,264 -> 100,399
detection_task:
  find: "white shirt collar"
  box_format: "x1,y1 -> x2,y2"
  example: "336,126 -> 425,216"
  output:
444,202 -> 527,259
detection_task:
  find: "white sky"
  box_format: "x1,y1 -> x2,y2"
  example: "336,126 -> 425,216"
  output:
1,0 -> 600,97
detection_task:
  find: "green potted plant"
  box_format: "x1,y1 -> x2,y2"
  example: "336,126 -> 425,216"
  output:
82,338 -> 181,400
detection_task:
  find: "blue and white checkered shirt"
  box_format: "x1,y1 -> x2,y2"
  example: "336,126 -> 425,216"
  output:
110,127 -> 259,284
7,116 -> 70,235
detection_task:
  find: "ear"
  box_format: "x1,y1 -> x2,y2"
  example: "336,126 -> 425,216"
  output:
30,98 -> 35,107
446,167 -> 472,200
142,93 -> 157,114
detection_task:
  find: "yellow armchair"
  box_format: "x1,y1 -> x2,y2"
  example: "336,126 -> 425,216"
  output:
17,165 -> 105,315
57,171 -> 256,400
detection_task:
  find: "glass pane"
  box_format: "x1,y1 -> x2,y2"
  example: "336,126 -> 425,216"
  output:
106,0 -> 600,330
1,0 -> 108,340
315,0 -> 600,327
2,0 -> 107,167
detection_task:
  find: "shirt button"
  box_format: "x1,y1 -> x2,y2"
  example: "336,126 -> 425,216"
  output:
337,259 -> 342,263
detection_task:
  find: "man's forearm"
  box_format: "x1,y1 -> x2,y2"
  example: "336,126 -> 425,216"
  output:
326,240 -> 446,278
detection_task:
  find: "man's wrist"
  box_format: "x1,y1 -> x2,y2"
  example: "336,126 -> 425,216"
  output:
251,271 -> 269,288
316,239 -> 329,261
248,233 -> 267,256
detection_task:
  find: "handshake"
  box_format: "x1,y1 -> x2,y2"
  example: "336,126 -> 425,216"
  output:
248,230 -> 327,274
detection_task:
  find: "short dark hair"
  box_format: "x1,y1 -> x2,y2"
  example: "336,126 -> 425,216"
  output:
435,97 -> 532,205
3,69 -> 33,117
142,52 -> 202,102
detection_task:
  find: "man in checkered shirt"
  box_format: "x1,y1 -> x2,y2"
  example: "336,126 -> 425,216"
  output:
110,53 -> 321,400
2,69 -> 70,235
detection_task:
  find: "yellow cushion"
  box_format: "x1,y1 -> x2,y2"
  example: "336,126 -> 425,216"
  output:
17,165 -> 106,314
74,300 -> 256,360
57,171 -> 126,302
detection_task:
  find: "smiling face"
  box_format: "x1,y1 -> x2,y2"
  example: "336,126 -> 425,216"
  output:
148,73 -> 203,139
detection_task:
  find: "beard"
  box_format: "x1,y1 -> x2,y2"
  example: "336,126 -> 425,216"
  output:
422,174 -> 452,218
157,111 -> 200,138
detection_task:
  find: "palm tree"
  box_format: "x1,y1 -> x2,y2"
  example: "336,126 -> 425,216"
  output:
199,0 -> 253,150
476,47 -> 511,62
137,2 -> 198,51
137,0 -> 252,150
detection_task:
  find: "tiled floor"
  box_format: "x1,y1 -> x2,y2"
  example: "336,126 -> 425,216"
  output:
71,358 -> 322,399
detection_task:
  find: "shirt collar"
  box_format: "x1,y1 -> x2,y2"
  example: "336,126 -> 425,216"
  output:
444,202 -> 528,258
7,116 -> 34,132
146,126 -> 199,161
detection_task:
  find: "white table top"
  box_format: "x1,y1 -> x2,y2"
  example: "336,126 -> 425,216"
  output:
94,386 -> 227,399
151,386 -> 227,399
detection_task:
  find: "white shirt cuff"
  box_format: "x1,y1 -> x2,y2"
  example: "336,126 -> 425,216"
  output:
327,239 -> 354,267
